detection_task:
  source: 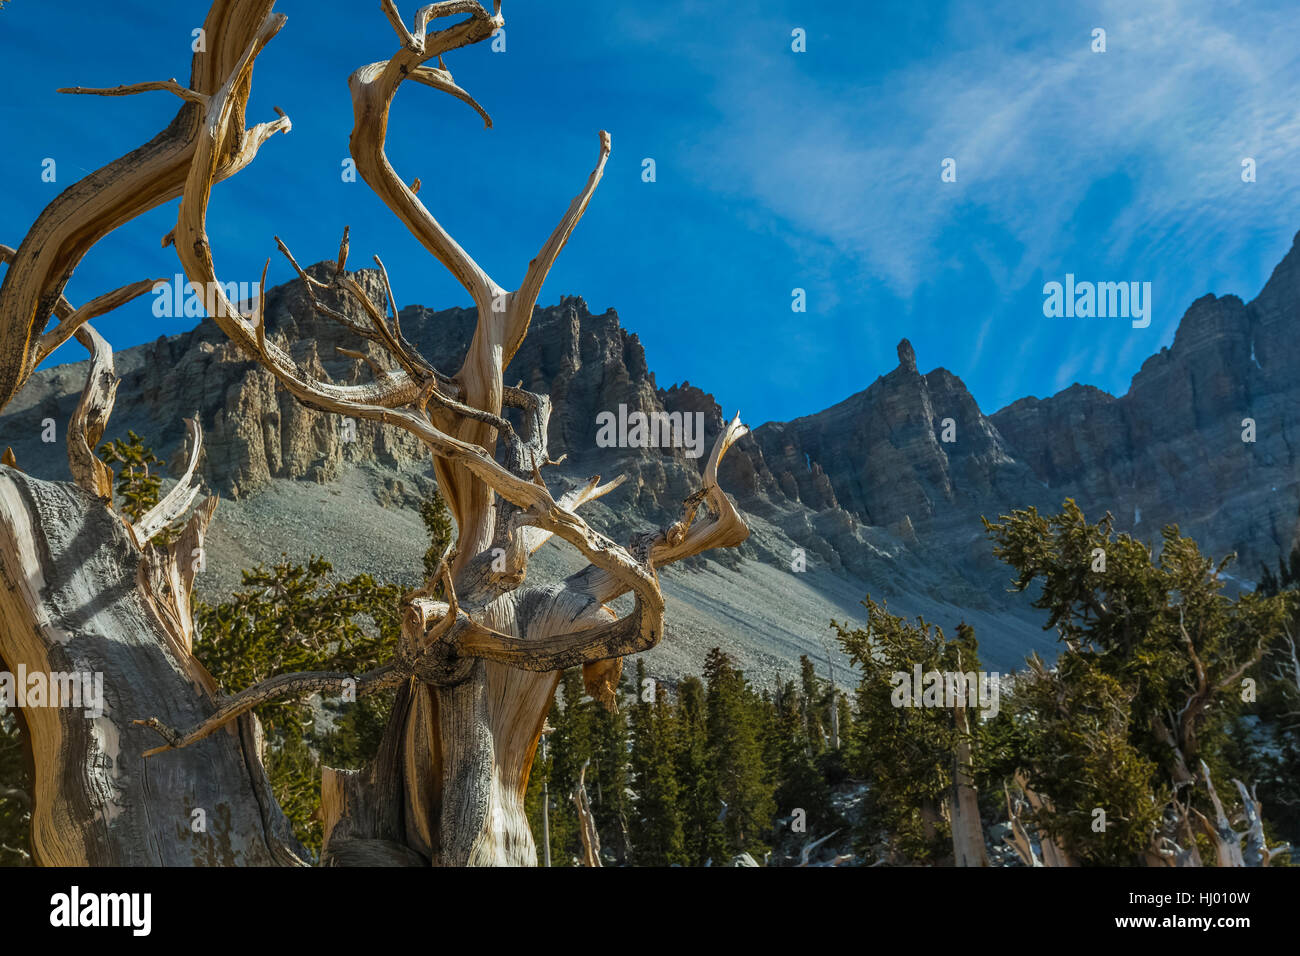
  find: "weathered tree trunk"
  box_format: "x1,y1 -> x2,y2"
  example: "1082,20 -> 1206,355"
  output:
1002,783 -> 1041,867
0,466 -> 304,865
1189,760 -> 1290,867
948,702 -> 987,867
1009,771 -> 1077,867
572,760 -> 601,867
1002,774 -> 1077,867
0,0 -> 303,866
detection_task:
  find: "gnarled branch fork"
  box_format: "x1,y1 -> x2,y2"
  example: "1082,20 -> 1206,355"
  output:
7,0 -> 749,867
157,0 -> 748,709
1191,760 -> 1290,866
0,244 -> 162,387
0,0 -> 325,868
0,0 -> 295,413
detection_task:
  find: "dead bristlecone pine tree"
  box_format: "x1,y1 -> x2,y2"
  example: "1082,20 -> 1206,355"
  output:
0,0 -> 750,867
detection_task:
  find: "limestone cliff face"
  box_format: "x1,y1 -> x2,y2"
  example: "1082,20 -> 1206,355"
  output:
991,236 -> 1300,577
0,268 -> 764,549
4,235 -> 1298,615
751,340 -> 1040,531
735,235 -> 1300,587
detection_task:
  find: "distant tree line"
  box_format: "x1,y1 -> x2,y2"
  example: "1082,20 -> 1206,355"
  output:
525,649 -> 850,866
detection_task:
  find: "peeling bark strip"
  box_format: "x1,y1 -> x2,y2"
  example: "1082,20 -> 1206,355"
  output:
0,0 -> 750,866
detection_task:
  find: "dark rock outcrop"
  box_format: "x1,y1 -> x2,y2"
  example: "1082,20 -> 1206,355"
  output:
4,232 -> 1299,664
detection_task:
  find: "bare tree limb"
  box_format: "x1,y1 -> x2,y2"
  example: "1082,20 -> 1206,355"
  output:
135,664 -> 405,757
35,279 -> 163,366
0,244 -> 161,368
1199,759 -> 1246,867
132,417 -> 204,545
0,0 -> 290,413
347,1 -> 504,312
507,130 -> 611,363
67,324 -> 117,499
57,78 -> 208,106
571,759 -> 601,867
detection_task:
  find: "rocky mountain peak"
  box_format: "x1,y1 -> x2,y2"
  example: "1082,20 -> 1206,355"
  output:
3,242 -> 1297,671
896,338 -> 918,373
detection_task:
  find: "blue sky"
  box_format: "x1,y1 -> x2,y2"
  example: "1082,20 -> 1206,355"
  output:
2,0 -> 1299,426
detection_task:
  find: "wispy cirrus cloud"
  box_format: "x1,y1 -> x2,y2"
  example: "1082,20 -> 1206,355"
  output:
6,0 -> 1299,424
612,0 -> 1300,412
663,0 -> 1300,295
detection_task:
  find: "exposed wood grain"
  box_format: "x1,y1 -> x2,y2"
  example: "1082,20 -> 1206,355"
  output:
0,468 -> 305,865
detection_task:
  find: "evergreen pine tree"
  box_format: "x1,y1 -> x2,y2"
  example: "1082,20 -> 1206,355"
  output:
770,678 -> 834,844
702,647 -> 774,862
674,675 -> 718,866
984,501 -> 1298,864
627,659 -> 686,865
99,431 -> 185,544
589,671 -> 632,863
833,600 -> 976,863
524,696 -> 560,865
544,669 -> 597,865
799,655 -> 827,757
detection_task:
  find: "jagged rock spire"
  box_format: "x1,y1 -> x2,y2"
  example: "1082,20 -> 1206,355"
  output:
897,338 -> 918,373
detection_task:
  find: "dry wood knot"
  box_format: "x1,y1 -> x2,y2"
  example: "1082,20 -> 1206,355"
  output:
396,642 -> 473,687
